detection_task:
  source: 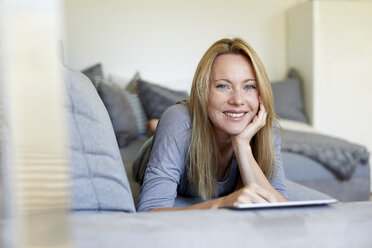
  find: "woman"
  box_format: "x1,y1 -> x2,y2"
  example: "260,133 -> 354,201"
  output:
136,38 -> 288,212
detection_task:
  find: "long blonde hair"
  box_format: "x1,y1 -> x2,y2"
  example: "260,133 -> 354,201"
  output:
187,37 -> 277,199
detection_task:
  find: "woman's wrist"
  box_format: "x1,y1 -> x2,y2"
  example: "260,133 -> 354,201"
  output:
212,196 -> 227,209
232,138 -> 252,154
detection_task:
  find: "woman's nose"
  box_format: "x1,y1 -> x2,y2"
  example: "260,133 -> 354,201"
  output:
228,89 -> 244,105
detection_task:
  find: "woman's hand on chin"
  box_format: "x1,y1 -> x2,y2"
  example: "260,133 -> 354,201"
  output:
232,99 -> 267,147
217,182 -> 277,208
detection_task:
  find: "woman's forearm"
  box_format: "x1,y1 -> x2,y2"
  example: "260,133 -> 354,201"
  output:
233,142 -> 287,202
149,197 -> 224,212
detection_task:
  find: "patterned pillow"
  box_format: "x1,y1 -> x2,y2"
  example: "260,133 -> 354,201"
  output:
125,71 -> 141,94
124,91 -> 147,135
137,79 -> 189,119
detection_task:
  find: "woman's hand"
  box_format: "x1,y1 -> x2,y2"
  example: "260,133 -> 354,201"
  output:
232,99 -> 267,147
232,97 -> 267,147
150,183 -> 283,211
217,182 -> 277,208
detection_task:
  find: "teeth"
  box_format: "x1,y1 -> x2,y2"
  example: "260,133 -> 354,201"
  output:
225,112 -> 244,118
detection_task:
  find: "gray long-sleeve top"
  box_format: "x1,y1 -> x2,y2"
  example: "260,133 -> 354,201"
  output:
137,104 -> 287,212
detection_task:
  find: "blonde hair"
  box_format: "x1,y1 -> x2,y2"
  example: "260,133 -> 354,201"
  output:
187,37 -> 278,199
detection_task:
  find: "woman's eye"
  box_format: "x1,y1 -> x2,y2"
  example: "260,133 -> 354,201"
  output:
244,85 -> 256,90
216,84 -> 227,89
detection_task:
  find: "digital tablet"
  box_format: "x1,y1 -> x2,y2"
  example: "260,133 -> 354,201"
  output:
225,198 -> 338,210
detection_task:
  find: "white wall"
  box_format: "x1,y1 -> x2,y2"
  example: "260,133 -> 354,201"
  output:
63,0 -> 305,91
314,1 -> 372,148
288,3 -> 314,123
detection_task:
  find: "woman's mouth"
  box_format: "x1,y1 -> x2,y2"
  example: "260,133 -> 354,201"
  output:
225,112 -> 244,117
224,111 -> 247,119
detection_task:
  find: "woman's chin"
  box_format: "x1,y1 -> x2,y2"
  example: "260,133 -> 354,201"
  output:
213,122 -> 250,138
226,126 -> 246,136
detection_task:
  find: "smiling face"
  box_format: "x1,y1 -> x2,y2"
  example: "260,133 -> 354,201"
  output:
207,53 -> 260,140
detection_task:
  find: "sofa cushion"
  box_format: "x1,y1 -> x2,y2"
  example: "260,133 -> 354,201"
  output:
271,69 -> 308,123
107,72 -> 147,135
137,79 -> 189,119
63,67 -> 135,213
96,80 -> 139,147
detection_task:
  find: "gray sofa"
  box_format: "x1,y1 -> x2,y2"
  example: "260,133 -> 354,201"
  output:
283,151 -> 370,202
1,67 -> 371,248
62,67 -> 372,248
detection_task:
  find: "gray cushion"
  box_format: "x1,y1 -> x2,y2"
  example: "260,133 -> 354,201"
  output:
137,79 -> 189,119
97,80 -> 139,147
271,70 -> 308,123
63,67 -> 135,213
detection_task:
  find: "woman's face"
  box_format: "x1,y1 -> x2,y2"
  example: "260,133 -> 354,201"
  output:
207,53 -> 259,139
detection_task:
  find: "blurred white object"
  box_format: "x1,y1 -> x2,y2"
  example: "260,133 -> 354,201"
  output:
278,119 -> 316,134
